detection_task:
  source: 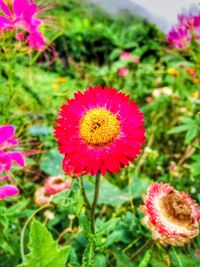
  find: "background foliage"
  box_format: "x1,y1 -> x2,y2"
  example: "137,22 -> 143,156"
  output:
0,0 -> 199,266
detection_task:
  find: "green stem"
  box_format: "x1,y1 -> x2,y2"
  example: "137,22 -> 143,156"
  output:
131,239 -> 153,259
172,246 -> 183,267
20,204 -> 50,263
80,176 -> 91,209
90,172 -> 101,234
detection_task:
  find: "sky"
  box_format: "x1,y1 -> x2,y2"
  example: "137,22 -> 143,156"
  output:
131,0 -> 199,29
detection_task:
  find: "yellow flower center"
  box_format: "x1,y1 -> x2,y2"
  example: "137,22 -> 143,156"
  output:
80,108 -> 120,147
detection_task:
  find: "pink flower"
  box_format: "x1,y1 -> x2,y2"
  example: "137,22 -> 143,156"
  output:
118,67 -> 129,77
146,97 -> 153,103
0,0 -> 47,50
26,30 -> 45,50
44,175 -> 72,195
63,157 -> 85,178
120,51 -> 131,59
0,125 -> 25,174
167,12 -> 200,49
132,55 -> 140,63
54,86 -> 145,176
0,125 -> 18,149
0,184 -> 19,200
0,175 -> 19,200
142,183 -> 200,246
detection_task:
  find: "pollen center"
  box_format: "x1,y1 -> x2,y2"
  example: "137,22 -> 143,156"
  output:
160,192 -> 193,227
80,108 -> 120,147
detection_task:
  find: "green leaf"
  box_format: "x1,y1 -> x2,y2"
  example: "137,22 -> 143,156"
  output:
184,128 -> 198,144
95,254 -> 107,267
40,148 -> 64,176
168,125 -> 190,134
82,241 -> 95,267
17,220 -> 70,267
138,248 -> 152,267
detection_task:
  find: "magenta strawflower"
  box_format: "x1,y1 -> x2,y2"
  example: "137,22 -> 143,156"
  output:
142,183 -> 200,246
0,0 -> 48,50
54,86 -> 145,176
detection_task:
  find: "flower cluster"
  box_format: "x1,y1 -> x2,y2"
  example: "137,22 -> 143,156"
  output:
0,0 -> 47,50
167,12 -> 200,49
0,125 -> 25,200
34,175 -> 72,207
54,86 -> 145,176
142,183 -> 200,246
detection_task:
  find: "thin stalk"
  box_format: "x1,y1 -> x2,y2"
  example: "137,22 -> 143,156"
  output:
80,176 -> 91,209
131,239 -> 153,259
20,204 -> 50,262
90,172 -> 101,234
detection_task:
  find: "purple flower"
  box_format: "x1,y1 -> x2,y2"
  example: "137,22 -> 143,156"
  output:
167,12 -> 200,49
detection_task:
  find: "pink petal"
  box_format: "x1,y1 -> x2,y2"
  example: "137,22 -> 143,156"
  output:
13,0 -> 28,16
0,185 -> 19,200
0,125 -> 15,145
0,176 -> 9,182
9,152 -> 25,167
0,0 -> 11,16
0,16 -> 11,28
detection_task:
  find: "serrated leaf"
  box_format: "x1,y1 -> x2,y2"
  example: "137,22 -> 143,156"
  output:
17,220 -> 70,267
82,241 -> 95,267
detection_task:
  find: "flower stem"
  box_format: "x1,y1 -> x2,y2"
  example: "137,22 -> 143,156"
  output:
90,172 -> 101,234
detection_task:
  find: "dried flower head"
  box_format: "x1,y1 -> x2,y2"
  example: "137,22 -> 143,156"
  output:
142,183 -> 200,246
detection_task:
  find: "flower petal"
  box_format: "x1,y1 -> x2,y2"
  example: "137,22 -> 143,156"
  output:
0,185 -> 19,200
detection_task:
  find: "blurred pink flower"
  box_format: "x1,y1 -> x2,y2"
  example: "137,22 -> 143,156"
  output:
132,55 -> 140,63
0,184 -> 19,200
120,51 -> 131,59
118,67 -> 128,77
26,30 -> 45,50
0,0 -> 47,50
45,175 -> 72,195
0,125 -> 25,174
146,97 -> 153,103
167,12 -> 200,49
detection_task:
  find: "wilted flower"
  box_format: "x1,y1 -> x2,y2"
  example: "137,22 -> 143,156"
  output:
142,183 -> 200,246
118,67 -> 128,77
120,51 -> 131,59
132,55 -> 140,63
45,175 -> 71,195
55,86 -> 145,176
34,187 -> 52,207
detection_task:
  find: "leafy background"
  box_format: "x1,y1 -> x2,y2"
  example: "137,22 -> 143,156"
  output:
0,0 -> 199,266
